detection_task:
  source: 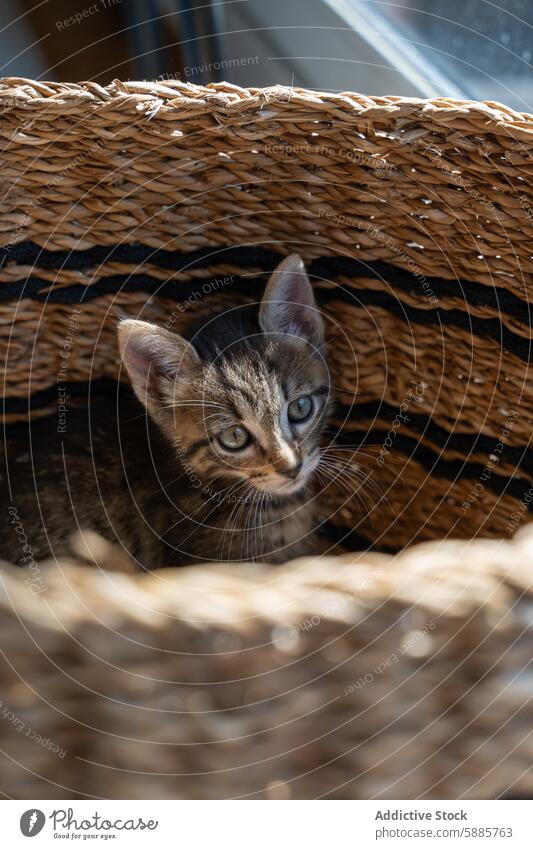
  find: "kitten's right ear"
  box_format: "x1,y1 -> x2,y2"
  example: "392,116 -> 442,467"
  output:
259,253 -> 324,347
117,319 -> 200,407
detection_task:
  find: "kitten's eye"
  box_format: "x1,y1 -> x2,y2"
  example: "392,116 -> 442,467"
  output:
217,425 -> 251,451
288,395 -> 313,422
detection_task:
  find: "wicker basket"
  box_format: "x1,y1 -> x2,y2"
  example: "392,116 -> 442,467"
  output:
1,78 -> 533,799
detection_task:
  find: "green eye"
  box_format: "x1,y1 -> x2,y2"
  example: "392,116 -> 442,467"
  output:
288,395 -> 313,422
217,425 -> 250,451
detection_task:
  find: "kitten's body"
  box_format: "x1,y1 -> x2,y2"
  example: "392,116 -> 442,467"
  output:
1,388 -> 318,569
2,256 -> 332,570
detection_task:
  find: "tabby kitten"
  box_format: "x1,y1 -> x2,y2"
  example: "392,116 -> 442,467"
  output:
2,254 -> 332,569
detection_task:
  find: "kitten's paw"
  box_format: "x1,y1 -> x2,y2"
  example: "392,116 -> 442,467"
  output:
70,529 -> 137,574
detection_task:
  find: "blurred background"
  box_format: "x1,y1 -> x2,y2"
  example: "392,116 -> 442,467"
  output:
1,0 -> 533,109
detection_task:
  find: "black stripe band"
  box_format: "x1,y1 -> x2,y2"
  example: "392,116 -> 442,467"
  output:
2,240 -> 531,318
2,247 -> 531,362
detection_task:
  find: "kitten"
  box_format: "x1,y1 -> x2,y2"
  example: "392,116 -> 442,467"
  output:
2,254 -> 333,569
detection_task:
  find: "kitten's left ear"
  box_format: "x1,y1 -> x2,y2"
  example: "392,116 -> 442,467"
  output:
117,319 -> 200,408
259,254 -> 324,347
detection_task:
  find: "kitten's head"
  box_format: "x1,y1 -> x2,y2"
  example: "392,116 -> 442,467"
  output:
117,254 -> 331,498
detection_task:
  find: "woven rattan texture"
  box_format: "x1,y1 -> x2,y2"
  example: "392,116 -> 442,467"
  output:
1,78 -> 533,548
1,78 -> 533,802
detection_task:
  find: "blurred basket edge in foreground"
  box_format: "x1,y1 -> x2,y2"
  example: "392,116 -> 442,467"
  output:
1,528 -> 533,799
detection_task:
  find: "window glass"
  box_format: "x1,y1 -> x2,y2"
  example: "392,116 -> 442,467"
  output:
371,0 -> 533,110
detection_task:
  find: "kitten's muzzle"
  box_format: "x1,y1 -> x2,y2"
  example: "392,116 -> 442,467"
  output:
279,460 -> 303,480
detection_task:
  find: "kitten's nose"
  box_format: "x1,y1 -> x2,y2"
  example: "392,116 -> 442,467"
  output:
281,460 -> 302,480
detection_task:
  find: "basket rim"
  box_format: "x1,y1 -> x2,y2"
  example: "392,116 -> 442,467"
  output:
1,78 -> 533,136
1,526 -> 529,626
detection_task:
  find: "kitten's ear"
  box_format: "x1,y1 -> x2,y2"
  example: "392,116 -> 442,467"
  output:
117,319 -> 200,407
259,254 -> 324,347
